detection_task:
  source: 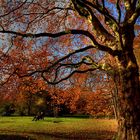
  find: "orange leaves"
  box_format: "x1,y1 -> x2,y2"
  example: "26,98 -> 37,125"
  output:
19,77 -> 47,94
61,71 -> 114,116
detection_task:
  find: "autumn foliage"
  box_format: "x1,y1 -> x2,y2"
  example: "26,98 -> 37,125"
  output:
1,1 -> 140,139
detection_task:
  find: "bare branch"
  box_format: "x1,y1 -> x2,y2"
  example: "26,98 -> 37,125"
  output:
0,0 -> 28,18
132,0 -> 138,10
52,57 -> 94,82
41,55 -> 114,85
0,68 -> 17,86
127,4 -> 140,24
124,0 -> 139,22
42,68 -> 96,85
116,0 -> 121,23
15,45 -> 95,78
71,0 -> 119,49
0,29 -> 120,56
124,0 -> 131,12
86,0 -> 118,26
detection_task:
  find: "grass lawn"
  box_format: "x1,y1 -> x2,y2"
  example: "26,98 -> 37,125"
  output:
0,116 -> 117,140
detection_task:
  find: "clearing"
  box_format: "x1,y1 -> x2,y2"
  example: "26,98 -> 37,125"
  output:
0,117 -> 117,140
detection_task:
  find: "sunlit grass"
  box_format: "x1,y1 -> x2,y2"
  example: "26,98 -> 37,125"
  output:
0,116 -> 117,140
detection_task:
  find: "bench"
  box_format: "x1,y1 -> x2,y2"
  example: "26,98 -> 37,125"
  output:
32,112 -> 45,121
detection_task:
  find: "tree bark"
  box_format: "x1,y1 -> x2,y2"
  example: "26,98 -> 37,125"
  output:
116,52 -> 140,140
111,87 -> 119,120
27,92 -> 32,116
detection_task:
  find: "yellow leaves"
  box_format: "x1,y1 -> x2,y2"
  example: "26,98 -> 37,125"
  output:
134,47 -> 140,67
83,55 -> 93,63
126,60 -> 137,70
87,15 -> 92,24
127,13 -> 137,24
124,1 -> 131,10
36,98 -> 44,106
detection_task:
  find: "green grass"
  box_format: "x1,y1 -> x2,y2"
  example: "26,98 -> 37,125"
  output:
0,116 -> 117,140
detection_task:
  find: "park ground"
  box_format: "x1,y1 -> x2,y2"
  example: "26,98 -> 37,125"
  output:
0,117 -> 117,140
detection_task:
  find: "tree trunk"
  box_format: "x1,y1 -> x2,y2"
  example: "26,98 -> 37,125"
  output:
116,53 -> 140,140
27,92 -> 32,116
111,88 -> 119,120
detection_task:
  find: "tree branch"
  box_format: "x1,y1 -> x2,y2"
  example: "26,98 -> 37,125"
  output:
42,68 -> 97,85
127,4 -> 140,24
0,29 -> 120,56
116,0 -> 121,23
0,0 -> 28,18
41,55 -> 114,85
0,68 -> 17,86
52,57 -> 94,82
71,0 -> 118,40
86,0 -> 119,26
123,0 -> 139,22
9,6 -> 71,24
15,45 -> 95,78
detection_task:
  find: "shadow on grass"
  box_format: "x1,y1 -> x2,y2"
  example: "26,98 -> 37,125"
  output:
45,131 -> 116,140
0,134 -> 35,140
29,130 -> 116,140
45,119 -> 63,123
0,131 -> 116,140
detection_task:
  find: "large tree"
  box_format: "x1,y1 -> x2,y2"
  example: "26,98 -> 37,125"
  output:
0,0 -> 140,139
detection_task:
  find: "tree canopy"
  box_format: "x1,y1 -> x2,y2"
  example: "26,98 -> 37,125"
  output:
0,0 -> 140,139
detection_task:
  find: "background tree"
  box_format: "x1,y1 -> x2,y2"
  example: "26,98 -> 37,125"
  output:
67,72 -> 114,116
0,0 -> 140,139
